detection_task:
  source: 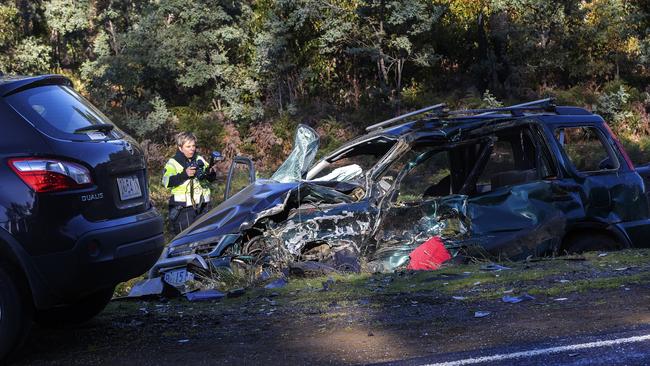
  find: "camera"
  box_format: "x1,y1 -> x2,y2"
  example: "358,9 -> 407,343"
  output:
189,160 -> 207,180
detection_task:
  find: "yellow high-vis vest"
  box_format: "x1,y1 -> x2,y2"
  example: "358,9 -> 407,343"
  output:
162,155 -> 211,206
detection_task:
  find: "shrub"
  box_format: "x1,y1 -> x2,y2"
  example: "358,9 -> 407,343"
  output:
481,90 -> 503,108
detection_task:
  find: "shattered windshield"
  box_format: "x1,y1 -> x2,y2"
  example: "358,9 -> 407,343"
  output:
271,124 -> 320,182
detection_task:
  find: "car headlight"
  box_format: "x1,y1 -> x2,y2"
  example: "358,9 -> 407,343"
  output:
168,237 -> 219,257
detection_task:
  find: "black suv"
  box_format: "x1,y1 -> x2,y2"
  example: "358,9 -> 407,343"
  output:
0,75 -> 164,358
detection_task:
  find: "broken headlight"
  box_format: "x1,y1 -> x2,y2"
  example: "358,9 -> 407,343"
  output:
168,237 -> 218,257
168,234 -> 241,258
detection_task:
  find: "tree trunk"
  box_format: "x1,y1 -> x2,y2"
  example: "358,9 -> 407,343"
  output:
107,20 -> 120,55
396,58 -> 404,114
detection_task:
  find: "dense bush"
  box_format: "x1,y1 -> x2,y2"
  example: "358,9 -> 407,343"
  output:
2,0 -> 650,173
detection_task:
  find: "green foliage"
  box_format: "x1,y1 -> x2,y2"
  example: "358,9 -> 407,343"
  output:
621,136 -> 650,166
0,3 -> 51,74
0,4 -> 19,48
596,85 -> 633,129
122,96 -> 171,139
271,113 -> 298,143
44,0 -> 90,36
316,116 -> 350,159
4,0 -> 650,167
173,107 -> 226,151
548,84 -> 600,106
481,90 -> 503,108
12,37 -> 52,74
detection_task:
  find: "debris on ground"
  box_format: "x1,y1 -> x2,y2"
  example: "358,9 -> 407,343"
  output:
358,299 -> 370,306
186,290 -> 226,302
480,263 -> 512,272
321,277 -> 336,292
128,277 -> 164,298
289,261 -> 339,276
264,278 -> 288,289
227,288 -> 246,298
501,294 -> 535,304
474,311 -> 491,318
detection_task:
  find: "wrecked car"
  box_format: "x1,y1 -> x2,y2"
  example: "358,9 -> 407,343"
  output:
146,98 -> 650,290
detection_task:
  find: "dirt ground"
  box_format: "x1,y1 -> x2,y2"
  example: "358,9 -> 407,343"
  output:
11,250 -> 650,366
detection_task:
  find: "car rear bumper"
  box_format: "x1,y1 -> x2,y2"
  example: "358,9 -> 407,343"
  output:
29,207 -> 165,308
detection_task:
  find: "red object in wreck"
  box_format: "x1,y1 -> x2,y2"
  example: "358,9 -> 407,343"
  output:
407,237 -> 452,270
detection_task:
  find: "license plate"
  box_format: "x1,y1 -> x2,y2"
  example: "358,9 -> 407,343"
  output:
116,175 -> 142,201
163,268 -> 194,287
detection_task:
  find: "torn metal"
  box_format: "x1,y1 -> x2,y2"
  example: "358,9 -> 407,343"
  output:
144,111 -> 650,291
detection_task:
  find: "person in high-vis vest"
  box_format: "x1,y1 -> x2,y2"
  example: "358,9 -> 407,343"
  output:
162,132 -> 217,234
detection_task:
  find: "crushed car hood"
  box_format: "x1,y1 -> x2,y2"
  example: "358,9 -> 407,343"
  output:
169,180 -> 300,247
168,179 -> 360,250
169,124 -> 321,249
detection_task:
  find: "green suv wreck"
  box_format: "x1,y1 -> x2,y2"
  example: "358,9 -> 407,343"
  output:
146,99 -> 650,289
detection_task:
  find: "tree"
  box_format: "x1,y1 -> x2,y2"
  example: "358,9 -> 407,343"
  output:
44,0 -> 91,70
350,0 -> 442,109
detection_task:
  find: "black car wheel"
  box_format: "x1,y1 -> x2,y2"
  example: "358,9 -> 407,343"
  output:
35,287 -> 114,327
0,263 -> 31,361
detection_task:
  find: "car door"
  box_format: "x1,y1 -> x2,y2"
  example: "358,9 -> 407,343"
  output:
550,123 -> 650,247
374,123 -> 567,266
552,124 -> 646,222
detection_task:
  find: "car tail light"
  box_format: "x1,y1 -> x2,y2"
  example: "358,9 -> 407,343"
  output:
8,157 -> 93,192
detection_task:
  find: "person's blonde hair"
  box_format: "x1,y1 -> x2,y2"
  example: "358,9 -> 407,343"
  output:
175,131 -> 197,147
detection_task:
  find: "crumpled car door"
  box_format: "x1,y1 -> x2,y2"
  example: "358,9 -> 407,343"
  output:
374,181 -> 566,269
372,127 -> 568,269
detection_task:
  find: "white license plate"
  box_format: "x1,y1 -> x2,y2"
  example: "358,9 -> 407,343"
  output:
116,175 -> 142,201
163,268 -> 194,287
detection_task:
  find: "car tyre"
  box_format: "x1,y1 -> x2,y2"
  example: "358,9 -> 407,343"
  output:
564,233 -> 623,254
34,287 -> 114,327
0,263 -> 32,361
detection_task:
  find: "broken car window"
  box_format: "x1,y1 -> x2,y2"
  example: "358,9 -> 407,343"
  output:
395,149 -> 451,203
473,126 -> 549,194
555,126 -> 619,173
271,125 -> 320,182
476,140 -> 516,193
313,155 -> 379,181
308,137 -> 396,182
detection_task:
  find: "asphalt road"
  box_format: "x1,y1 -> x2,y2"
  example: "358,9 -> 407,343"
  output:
375,327 -> 650,366
12,254 -> 650,366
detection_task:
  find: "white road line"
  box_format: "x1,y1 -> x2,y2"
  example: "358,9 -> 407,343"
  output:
422,333 -> 650,366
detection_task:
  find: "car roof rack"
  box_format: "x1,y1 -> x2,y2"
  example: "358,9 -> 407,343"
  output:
470,97 -> 556,116
365,103 -> 446,132
365,98 -> 570,132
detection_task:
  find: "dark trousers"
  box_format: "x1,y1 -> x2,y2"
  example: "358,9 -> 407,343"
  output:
169,202 -> 211,235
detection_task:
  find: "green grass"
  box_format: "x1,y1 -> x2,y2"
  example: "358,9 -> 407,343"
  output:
112,248 -> 650,308
243,249 -> 650,307
530,271 -> 650,297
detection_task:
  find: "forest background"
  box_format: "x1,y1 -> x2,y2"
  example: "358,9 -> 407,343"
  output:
3,0 -> 650,204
